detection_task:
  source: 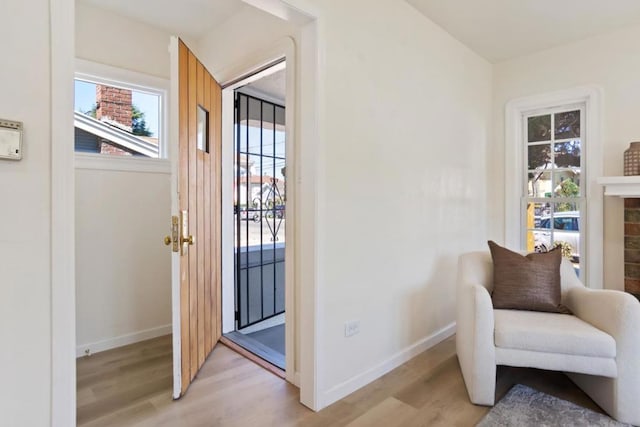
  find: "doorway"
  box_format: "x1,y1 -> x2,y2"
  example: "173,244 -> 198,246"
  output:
223,63 -> 288,371
52,3 -> 320,421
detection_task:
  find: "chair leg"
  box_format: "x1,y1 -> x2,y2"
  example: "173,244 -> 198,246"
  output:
568,373 -> 640,426
456,342 -> 496,407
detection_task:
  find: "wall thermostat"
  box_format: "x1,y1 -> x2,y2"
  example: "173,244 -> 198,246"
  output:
0,119 -> 23,160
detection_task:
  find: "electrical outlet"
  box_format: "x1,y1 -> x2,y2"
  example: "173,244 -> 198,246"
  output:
344,320 -> 360,337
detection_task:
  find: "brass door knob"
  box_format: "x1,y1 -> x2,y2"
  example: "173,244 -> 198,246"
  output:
164,236 -> 172,246
182,235 -> 195,246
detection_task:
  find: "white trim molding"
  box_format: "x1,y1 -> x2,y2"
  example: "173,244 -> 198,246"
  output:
75,152 -> 171,174
51,0 -> 76,426
168,36 -> 183,400
598,176 -> 640,197
76,324 -> 172,358
320,323 -> 456,409
505,86 -> 604,288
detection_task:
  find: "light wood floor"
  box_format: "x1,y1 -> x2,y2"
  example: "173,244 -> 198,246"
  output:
77,335 -> 602,426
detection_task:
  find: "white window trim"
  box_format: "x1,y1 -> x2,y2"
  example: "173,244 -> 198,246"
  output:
75,153 -> 171,174
505,86 -> 603,288
74,58 -> 169,160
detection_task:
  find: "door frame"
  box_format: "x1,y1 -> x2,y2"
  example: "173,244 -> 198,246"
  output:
51,2 -> 322,426
51,0 -> 76,425
168,36 -> 183,399
219,44 -> 295,384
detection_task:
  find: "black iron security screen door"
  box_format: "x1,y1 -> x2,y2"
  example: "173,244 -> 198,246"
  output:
234,92 -> 286,329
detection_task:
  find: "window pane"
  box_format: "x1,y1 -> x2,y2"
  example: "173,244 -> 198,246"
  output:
528,115 -> 551,142
74,79 -> 161,158
528,144 -> 551,170
555,200 -> 578,214
531,207 -> 579,255
527,230 -> 544,253
526,202 -> 549,252
74,80 -> 96,114
555,110 -> 580,139
528,202 -> 549,227
553,174 -> 580,198
530,227 -> 551,252
131,91 -> 159,139
554,140 -> 581,168
528,171 -> 552,197
196,105 -> 208,152
549,204 -> 580,270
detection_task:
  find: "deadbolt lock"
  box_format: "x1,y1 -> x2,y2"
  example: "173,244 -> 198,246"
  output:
164,215 -> 180,253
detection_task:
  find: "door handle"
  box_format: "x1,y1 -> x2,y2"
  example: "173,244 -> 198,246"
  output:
165,212 -> 194,255
180,210 -> 194,255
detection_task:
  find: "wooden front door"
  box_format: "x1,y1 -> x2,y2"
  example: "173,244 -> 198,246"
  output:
177,39 -> 222,395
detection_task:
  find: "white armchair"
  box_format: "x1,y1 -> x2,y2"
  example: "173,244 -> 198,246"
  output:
457,251 -> 640,425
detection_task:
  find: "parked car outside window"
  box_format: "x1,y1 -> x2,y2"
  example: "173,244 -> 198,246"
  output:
533,211 -> 580,261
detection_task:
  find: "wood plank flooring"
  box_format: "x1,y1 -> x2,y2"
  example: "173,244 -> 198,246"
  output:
77,335 -> 603,426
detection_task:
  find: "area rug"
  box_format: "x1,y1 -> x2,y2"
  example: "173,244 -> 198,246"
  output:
476,384 -> 631,426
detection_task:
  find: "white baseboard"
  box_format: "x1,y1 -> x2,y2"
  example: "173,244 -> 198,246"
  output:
319,322 -> 456,409
76,324 -> 172,358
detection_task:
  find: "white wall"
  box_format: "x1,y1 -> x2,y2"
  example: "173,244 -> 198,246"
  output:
197,4 -> 298,80
75,4 -> 173,354
199,0 -> 492,409
312,0 -> 491,406
492,23 -> 640,291
76,1 -> 172,79
0,0 -> 53,425
75,164 -> 171,355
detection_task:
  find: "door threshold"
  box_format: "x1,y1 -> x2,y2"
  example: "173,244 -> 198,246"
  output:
220,336 -> 285,379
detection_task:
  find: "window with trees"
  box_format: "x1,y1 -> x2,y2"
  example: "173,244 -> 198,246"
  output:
524,106 -> 584,276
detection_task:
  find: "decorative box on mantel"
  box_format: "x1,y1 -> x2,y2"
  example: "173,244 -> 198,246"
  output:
597,176 -> 640,298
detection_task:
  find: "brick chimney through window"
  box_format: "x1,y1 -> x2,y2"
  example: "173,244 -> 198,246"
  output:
95,84 -> 134,155
96,85 -> 132,130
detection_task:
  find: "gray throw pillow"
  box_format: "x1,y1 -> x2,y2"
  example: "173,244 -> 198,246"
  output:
488,240 -> 566,313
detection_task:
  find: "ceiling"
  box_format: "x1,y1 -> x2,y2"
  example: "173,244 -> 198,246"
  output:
407,0 -> 640,62
80,0 -> 245,39
80,0 -> 640,64
242,69 -> 286,103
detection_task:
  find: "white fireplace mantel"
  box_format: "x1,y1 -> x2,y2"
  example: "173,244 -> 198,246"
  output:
597,176 -> 640,197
